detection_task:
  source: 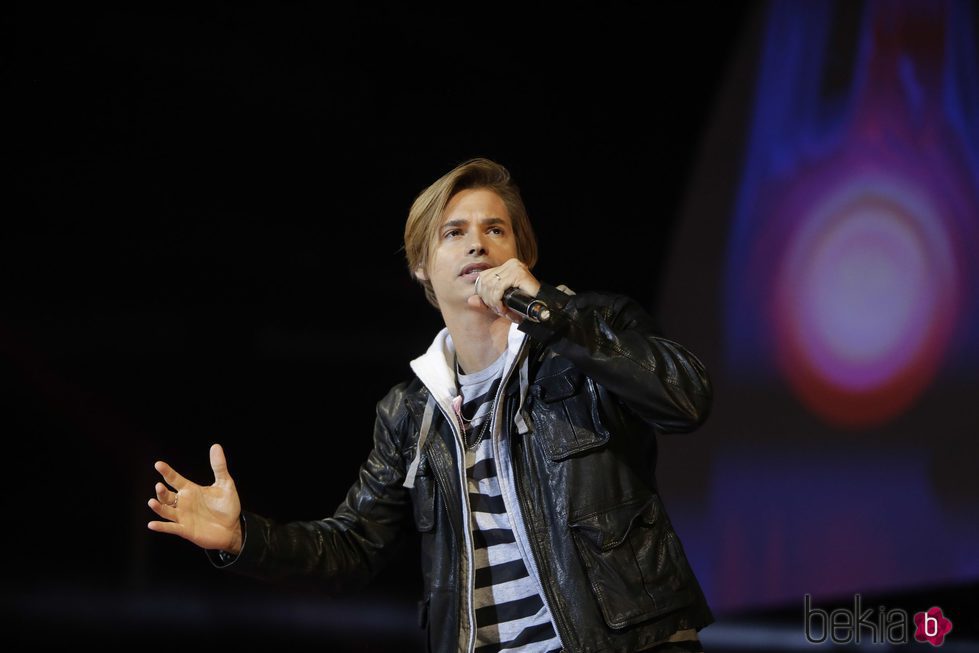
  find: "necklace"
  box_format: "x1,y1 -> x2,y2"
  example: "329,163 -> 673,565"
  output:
454,357 -> 501,450
465,417 -> 491,450
456,399 -> 478,425
451,393 -> 491,450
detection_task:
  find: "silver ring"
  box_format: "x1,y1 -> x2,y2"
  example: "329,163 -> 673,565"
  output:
494,273 -> 502,281
169,496 -> 178,509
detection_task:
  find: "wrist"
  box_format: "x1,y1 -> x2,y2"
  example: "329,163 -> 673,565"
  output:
226,517 -> 243,555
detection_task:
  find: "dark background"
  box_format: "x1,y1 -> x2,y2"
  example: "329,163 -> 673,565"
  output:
5,1 -> 906,650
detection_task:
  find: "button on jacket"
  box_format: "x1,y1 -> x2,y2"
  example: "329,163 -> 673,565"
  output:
212,283 -> 714,653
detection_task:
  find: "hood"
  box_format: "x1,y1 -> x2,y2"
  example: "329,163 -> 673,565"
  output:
403,322 -> 532,488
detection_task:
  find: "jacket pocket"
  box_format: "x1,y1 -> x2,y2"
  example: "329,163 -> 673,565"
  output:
530,368 -> 610,460
569,495 -> 693,629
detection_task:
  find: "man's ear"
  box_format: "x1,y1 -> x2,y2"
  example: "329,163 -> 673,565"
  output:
414,265 -> 428,281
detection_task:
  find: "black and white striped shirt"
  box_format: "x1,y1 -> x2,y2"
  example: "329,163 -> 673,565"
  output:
456,354 -> 561,653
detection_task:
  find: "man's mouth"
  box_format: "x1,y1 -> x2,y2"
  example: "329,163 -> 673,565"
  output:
460,263 -> 492,281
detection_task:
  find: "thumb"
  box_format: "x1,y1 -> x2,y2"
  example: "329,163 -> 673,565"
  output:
210,443 -> 232,483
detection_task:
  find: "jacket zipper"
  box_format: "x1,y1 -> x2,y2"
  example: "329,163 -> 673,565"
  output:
489,341 -> 570,650
431,397 -> 478,653
511,428 -> 575,648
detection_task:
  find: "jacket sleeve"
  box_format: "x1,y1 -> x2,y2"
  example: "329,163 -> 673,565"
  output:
518,282 -> 712,434
205,387 -> 412,592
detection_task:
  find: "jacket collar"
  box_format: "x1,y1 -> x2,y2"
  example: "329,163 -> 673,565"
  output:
409,322 -> 528,409
402,322 -> 528,490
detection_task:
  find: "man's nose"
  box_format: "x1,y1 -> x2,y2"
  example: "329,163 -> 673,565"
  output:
467,234 -> 488,255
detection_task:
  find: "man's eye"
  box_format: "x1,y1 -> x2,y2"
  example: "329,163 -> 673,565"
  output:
444,229 -> 461,238
489,227 -> 504,235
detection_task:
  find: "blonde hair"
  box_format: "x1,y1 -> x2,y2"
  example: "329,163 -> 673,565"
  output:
404,158 -> 538,309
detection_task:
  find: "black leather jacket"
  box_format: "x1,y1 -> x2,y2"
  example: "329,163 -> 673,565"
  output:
213,283 -> 714,652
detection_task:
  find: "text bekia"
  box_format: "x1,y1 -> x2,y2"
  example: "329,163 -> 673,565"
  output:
803,594 -> 953,646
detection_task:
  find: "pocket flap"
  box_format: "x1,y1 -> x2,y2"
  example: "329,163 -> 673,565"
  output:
569,495 -> 657,551
531,369 -> 582,402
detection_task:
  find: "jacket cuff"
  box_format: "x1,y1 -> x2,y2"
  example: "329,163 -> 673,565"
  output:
517,282 -> 574,343
204,511 -> 253,570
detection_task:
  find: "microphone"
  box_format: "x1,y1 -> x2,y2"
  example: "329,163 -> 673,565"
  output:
503,288 -> 551,323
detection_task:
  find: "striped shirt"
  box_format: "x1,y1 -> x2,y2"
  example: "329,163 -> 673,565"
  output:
456,354 -> 561,653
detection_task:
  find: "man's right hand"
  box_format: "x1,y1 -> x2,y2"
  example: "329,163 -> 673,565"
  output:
147,443 -> 243,555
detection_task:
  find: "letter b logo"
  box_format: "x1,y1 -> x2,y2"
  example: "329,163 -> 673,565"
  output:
914,607 -> 952,647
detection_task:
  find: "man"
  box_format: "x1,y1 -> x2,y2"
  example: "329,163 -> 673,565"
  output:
148,158 -> 714,652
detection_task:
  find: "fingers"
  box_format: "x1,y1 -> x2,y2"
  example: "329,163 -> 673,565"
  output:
155,482 -> 177,507
473,270 -> 507,315
148,460 -> 181,531
474,259 -> 540,317
469,293 -> 520,323
147,496 -> 178,522
467,293 -> 487,310
147,518 -> 184,537
209,443 -> 232,483
501,258 -> 541,297
154,459 -> 190,491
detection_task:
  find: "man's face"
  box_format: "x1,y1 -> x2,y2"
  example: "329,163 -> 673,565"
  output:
417,188 -> 519,311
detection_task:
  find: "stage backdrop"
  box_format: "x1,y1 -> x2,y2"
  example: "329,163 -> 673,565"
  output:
659,0 -> 979,615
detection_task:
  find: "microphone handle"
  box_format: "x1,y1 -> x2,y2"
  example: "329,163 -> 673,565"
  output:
503,288 -> 551,323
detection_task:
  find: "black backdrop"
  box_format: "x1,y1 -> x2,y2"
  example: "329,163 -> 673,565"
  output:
4,2 -> 755,649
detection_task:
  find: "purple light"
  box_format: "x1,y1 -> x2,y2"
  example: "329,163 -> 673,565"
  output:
775,173 -> 959,400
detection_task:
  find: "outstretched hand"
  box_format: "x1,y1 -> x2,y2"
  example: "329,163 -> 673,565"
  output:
147,443 -> 243,554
